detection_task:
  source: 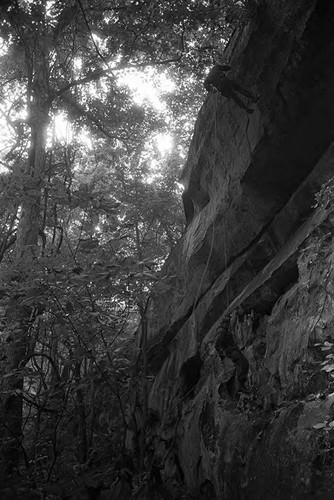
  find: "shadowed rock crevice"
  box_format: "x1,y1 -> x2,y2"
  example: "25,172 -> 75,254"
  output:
179,352 -> 202,399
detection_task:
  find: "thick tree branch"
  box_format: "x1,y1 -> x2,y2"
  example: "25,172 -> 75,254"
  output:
55,69 -> 111,98
55,56 -> 182,98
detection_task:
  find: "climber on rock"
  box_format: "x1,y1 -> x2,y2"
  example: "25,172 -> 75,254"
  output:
204,63 -> 259,114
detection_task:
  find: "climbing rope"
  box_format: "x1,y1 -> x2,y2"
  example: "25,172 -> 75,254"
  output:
189,92 -> 220,329
217,95 -> 231,310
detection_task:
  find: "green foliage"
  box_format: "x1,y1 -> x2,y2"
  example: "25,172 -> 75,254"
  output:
315,177 -> 334,210
314,341 -> 334,377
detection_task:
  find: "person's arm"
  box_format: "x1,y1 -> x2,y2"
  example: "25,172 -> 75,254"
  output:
204,67 -> 215,91
219,64 -> 232,72
204,77 -> 213,91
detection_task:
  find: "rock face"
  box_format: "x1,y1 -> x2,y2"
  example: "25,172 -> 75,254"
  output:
142,1 -> 334,498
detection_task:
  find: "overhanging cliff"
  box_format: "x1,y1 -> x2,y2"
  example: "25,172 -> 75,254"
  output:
139,1 -> 334,498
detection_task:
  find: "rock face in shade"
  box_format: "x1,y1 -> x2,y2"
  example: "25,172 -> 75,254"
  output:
138,1 -> 334,498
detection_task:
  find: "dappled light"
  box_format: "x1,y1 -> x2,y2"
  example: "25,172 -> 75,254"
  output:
155,132 -> 174,155
118,67 -> 176,112
53,113 -> 73,144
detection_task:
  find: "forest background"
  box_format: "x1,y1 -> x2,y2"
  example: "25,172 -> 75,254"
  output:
0,1 -> 248,498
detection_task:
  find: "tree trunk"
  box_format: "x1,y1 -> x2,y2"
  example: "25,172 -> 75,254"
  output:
0,48 -> 50,473
138,302 -> 149,470
74,362 -> 88,463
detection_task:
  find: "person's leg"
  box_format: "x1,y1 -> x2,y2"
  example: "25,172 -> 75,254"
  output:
233,81 -> 259,102
229,91 -> 254,113
217,77 -> 234,96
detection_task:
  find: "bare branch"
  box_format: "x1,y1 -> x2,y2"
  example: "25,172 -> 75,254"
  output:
55,69 -> 111,98
55,56 -> 182,98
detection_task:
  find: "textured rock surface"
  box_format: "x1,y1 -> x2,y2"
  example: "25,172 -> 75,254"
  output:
140,1 -> 334,498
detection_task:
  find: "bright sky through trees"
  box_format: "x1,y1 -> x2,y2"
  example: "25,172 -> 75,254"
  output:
0,63 -> 176,172
50,67 -> 176,154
